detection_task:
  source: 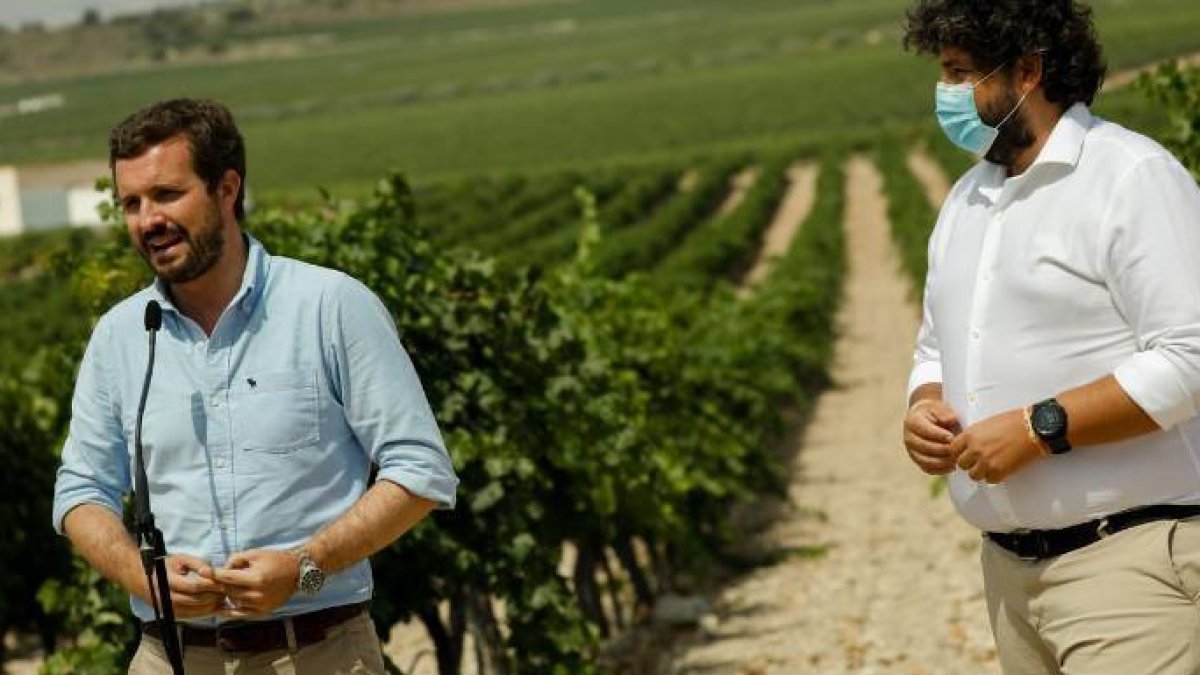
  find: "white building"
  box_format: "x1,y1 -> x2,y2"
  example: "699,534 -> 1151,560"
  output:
0,160 -> 111,236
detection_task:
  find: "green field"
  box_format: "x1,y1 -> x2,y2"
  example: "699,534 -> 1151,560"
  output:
0,0 -> 1196,201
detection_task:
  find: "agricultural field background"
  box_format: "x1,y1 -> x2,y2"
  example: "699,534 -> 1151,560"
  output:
0,0 -> 1197,201
2,0 -> 1200,673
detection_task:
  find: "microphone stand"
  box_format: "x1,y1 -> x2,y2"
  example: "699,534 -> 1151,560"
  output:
133,300 -> 185,674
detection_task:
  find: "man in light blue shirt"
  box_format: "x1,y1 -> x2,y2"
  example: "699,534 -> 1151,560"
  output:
52,99 -> 457,674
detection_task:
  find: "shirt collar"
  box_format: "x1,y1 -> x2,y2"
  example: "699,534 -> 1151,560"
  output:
150,232 -> 270,318
975,102 -> 1092,205
1031,102 -> 1091,170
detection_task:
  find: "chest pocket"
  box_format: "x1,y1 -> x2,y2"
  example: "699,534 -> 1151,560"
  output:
233,370 -> 320,453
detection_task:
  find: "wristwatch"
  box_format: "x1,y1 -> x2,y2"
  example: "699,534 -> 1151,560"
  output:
291,546 -> 326,596
1029,398 -> 1072,454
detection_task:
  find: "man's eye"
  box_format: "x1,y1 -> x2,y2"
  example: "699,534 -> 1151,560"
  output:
122,199 -> 139,213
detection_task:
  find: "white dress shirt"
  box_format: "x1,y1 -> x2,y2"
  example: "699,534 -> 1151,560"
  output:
909,103 -> 1200,532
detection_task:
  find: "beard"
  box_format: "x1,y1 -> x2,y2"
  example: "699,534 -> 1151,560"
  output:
981,84 -> 1035,168
137,199 -> 226,284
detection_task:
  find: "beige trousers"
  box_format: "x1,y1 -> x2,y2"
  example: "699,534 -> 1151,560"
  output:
982,517 -> 1200,675
127,612 -> 386,675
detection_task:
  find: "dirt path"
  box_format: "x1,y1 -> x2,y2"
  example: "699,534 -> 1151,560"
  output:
1104,50 -> 1200,91
663,156 -> 996,675
906,149 -> 950,209
741,163 -> 819,291
716,168 -> 760,218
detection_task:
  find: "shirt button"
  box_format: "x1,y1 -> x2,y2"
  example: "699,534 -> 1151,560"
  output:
992,212 -> 1005,225
968,393 -> 978,405
210,396 -> 222,408
971,328 -> 981,340
213,456 -> 227,469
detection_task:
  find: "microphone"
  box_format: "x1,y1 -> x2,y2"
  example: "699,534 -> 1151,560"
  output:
133,300 -> 185,675
145,300 -> 162,331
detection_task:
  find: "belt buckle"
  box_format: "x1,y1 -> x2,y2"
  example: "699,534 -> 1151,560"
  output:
1096,517 -> 1112,539
214,623 -> 240,653
1032,532 -> 1051,560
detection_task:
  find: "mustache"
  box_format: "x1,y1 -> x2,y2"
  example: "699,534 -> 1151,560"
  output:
141,223 -> 188,248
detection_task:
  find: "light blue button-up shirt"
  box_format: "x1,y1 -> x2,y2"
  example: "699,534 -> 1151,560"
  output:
53,235 -> 458,623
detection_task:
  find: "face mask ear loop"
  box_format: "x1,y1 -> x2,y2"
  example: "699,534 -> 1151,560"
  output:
972,61 -> 1007,89
993,51 -> 1043,128
994,86 -> 1032,130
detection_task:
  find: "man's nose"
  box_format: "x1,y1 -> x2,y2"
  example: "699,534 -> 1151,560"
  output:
138,204 -> 170,234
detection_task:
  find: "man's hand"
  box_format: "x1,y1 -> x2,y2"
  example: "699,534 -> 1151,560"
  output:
210,549 -> 300,618
152,554 -> 226,619
949,408 -> 1045,484
904,399 -> 961,475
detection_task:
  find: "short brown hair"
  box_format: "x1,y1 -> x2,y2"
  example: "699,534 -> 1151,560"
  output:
109,98 -> 247,221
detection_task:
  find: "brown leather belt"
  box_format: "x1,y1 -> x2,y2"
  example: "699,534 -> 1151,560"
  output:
142,602 -> 367,653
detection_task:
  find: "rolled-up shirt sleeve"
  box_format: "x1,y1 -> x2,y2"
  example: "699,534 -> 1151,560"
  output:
327,275 -> 458,508
908,220 -> 944,400
1106,155 -> 1200,430
52,319 -> 131,534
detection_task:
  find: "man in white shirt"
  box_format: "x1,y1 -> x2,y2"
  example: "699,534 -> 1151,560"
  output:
902,1 -> 1200,673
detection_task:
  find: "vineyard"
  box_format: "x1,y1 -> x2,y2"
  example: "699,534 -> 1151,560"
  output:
2,0 -> 1200,673
1,0 -> 1198,196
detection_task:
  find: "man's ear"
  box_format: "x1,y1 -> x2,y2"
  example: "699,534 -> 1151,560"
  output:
219,169 -> 242,214
1017,52 -> 1045,94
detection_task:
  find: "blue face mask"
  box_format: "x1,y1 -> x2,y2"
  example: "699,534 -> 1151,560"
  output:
935,63 -> 1029,156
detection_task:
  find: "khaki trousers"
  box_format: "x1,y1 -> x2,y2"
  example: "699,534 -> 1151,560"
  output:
128,612 -> 386,675
982,517 -> 1200,675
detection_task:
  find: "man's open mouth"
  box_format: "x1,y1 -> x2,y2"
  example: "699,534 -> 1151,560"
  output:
147,234 -> 186,255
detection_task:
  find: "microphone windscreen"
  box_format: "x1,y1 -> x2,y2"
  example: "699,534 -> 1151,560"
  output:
144,300 -> 163,332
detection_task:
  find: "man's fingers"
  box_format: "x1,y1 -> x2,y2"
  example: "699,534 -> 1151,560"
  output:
910,453 -> 956,475
968,463 -> 989,482
929,406 -> 961,432
217,594 -> 267,618
963,451 -> 1003,482
906,435 -> 952,460
170,554 -> 214,576
210,567 -> 260,588
218,607 -> 264,619
174,574 -> 223,595
907,415 -> 956,444
914,400 -> 960,431
226,589 -> 265,606
948,432 -> 969,459
170,591 -> 224,608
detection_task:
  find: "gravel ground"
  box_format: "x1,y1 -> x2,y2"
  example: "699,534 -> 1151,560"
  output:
661,156 -> 999,675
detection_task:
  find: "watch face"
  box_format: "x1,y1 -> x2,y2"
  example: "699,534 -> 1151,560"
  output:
1032,403 -> 1066,438
300,565 -> 325,594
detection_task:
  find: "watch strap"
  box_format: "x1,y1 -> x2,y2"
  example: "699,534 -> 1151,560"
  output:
1045,433 -> 1072,455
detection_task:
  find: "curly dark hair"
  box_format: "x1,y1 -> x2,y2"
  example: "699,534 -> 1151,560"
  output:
109,98 -> 247,221
903,0 -> 1107,107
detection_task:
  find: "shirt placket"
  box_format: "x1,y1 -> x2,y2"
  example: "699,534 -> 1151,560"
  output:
203,337 -> 236,559
969,201 -> 1020,528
